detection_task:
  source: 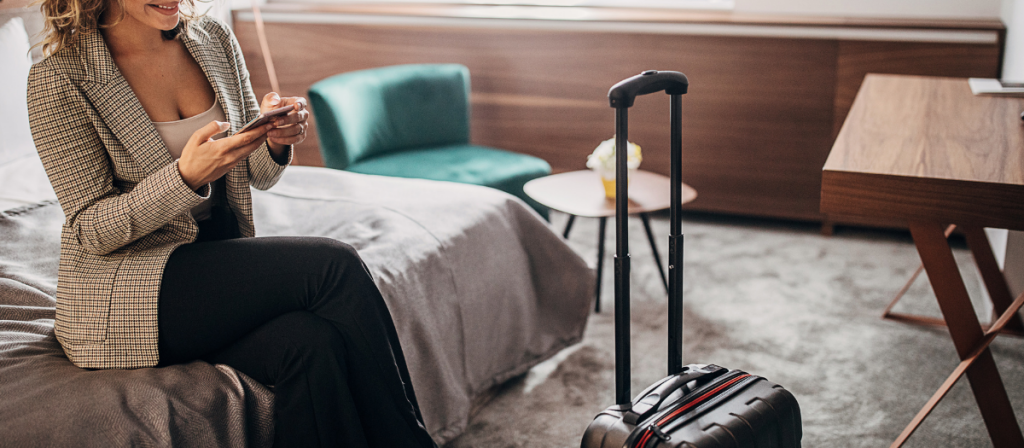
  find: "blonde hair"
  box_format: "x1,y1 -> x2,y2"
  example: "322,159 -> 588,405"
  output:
36,0 -> 205,56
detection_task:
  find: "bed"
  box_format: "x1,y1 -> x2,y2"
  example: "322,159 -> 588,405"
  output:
0,12 -> 593,447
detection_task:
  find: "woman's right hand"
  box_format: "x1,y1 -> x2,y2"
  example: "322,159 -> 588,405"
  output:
178,120 -> 275,191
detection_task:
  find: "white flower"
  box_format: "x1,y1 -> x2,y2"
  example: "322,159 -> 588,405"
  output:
586,136 -> 642,176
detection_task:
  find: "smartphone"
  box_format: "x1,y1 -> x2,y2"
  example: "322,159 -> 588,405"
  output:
234,105 -> 295,135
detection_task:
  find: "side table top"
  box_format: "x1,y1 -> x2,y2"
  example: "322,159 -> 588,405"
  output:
524,170 -> 698,218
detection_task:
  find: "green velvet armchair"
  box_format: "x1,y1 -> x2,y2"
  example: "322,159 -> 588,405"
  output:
308,64 -> 550,217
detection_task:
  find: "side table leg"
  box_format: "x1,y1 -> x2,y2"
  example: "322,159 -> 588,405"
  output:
962,225 -> 1024,332
563,215 -> 576,239
908,222 -> 1024,448
595,217 -> 607,313
640,213 -> 669,295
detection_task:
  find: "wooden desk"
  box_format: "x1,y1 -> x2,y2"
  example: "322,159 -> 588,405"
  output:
821,74 -> 1024,447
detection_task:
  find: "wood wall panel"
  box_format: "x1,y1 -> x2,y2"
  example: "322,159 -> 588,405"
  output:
235,20 -> 838,220
234,12 -> 1002,224
833,41 -> 1002,136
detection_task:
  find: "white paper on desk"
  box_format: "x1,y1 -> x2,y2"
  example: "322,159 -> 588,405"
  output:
968,78 -> 1024,96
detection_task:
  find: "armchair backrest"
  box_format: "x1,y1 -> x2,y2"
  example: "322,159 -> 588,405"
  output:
309,64 -> 471,170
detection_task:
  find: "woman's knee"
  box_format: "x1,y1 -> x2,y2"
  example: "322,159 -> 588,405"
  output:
295,237 -> 365,269
325,238 -> 363,265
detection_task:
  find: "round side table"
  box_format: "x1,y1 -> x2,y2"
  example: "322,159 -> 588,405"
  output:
523,170 -> 698,312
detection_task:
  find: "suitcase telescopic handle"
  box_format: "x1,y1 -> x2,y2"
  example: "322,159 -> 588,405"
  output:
608,70 -> 689,109
608,70 -> 688,406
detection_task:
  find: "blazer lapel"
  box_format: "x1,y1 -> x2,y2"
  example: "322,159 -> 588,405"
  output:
180,24 -> 243,132
78,30 -> 172,176
179,22 -> 253,233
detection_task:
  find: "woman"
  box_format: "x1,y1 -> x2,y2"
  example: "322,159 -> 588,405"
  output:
28,0 -> 437,446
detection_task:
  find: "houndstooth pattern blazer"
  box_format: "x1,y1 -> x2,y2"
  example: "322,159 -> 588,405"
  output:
27,16 -> 291,369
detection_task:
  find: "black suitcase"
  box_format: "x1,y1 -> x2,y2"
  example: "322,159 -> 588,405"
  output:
580,71 -> 802,448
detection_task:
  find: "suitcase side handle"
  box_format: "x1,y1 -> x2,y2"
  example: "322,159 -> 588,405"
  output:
623,364 -> 728,425
608,70 -> 689,109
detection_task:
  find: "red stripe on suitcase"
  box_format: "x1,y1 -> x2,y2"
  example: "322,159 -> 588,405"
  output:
635,374 -> 752,448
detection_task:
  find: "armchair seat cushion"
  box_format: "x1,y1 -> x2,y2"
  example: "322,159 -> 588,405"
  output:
347,144 -> 550,216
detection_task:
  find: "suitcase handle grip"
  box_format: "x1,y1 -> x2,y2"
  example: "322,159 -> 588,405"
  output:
623,364 -> 727,425
608,70 -> 689,108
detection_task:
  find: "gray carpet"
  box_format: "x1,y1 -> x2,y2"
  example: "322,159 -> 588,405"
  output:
444,212 -> 1024,448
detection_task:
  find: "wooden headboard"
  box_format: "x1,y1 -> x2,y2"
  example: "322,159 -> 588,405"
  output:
1,0 -> 44,61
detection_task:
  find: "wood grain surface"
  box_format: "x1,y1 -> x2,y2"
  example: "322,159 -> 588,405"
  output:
233,8 -> 1002,224
834,41 -> 1002,136
233,19 -> 837,220
821,75 -> 1024,230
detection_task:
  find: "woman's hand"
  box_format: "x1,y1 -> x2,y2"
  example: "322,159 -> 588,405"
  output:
178,120 -> 274,191
261,92 -> 309,158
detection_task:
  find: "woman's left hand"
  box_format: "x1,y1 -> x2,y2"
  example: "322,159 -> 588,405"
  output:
260,92 -> 309,155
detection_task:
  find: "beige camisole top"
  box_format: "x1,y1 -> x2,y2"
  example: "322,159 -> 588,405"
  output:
152,100 -> 227,222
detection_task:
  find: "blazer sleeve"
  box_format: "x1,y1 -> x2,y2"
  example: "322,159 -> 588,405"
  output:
217,19 -> 292,190
27,63 -> 209,256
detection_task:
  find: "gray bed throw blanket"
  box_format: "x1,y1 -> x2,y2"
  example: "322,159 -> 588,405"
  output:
0,201 -> 276,447
0,167 -> 593,446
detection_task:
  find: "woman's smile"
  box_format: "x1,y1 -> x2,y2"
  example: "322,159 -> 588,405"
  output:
147,2 -> 180,16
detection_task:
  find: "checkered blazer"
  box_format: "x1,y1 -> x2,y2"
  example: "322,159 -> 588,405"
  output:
27,16 -> 291,369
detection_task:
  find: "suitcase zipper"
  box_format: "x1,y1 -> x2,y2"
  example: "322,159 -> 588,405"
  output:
634,373 -> 753,448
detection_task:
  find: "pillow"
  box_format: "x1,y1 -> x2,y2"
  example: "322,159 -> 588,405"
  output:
0,17 -> 36,164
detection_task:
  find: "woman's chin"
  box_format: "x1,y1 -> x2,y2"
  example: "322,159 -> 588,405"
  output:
153,16 -> 180,32
161,21 -> 179,32
140,9 -> 180,31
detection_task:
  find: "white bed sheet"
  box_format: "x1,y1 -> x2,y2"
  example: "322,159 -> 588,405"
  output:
0,152 -> 56,211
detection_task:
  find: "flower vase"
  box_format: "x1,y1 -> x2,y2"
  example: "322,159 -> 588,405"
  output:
587,136 -> 642,199
598,168 -> 636,199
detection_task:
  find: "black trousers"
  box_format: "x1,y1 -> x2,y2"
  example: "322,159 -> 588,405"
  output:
157,230 -> 436,448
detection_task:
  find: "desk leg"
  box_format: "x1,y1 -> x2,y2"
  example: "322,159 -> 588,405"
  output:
908,222 -> 1024,448
882,223 -> 1024,336
595,217 -> 607,313
962,225 -> 1024,333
